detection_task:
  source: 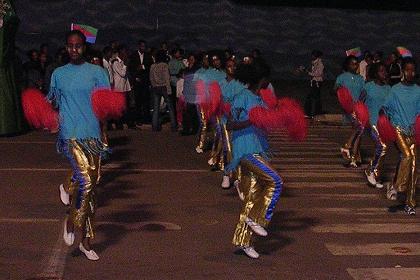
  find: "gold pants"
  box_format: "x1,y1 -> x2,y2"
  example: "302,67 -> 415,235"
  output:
233,155 -> 283,247
366,125 -> 387,179
209,117 -> 233,172
64,140 -> 101,238
196,108 -> 207,150
393,129 -> 417,208
343,124 -> 363,164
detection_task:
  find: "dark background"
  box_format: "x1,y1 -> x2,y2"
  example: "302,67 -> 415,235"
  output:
14,0 -> 420,79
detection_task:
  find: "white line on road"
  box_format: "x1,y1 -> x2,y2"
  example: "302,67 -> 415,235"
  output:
36,219 -> 68,280
0,141 -> 55,144
347,268 -> 420,280
313,223 -> 420,233
326,243 -> 420,255
0,217 -> 59,223
286,182 -> 367,188
0,167 -> 210,173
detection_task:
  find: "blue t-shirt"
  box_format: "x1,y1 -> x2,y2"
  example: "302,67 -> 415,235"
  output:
221,79 -> 246,104
226,88 -> 269,172
48,63 -> 111,140
335,72 -> 365,101
384,82 -> 420,134
363,81 -> 391,125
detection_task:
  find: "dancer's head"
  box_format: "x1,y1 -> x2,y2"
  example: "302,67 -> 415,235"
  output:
401,57 -> 416,84
235,62 -> 259,91
368,62 -> 387,84
65,30 -> 86,64
225,59 -> 236,78
343,55 -> 358,73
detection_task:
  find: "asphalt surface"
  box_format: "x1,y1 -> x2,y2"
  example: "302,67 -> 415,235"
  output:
0,121 -> 419,280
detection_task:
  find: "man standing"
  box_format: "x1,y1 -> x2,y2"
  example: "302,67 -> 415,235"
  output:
168,48 -> 185,118
128,39 -> 153,127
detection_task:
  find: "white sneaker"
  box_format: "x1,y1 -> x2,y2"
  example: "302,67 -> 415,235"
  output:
386,184 -> 397,201
59,184 -> 70,206
63,217 -> 74,246
340,147 -> 350,160
375,183 -> 384,189
234,180 -> 245,201
79,243 -> 99,261
221,175 -> 230,189
195,146 -> 203,154
241,246 -> 259,259
364,170 -> 376,186
208,158 -> 215,166
245,217 -> 267,237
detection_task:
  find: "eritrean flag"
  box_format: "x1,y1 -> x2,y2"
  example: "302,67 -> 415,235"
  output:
396,46 -> 412,58
71,23 -> 98,44
345,47 -> 361,57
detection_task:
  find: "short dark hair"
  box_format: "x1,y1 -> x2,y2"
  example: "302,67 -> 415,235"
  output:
311,50 -> 323,58
155,50 -> 168,63
368,62 -> 384,80
235,63 -> 259,88
343,55 -> 357,71
138,39 -> 146,45
402,57 -> 416,69
66,30 -> 86,44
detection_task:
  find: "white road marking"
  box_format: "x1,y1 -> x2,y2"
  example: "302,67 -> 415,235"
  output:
0,141 -> 55,144
0,217 -> 59,223
313,223 -> 420,233
286,182 -> 367,188
326,243 -> 420,255
347,268 -> 420,280
0,167 -> 210,173
36,219 -> 68,280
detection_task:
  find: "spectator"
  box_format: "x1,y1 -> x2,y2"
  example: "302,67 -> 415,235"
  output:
388,52 -> 402,86
359,51 -> 372,81
181,53 -> 200,135
168,48 -> 185,117
128,39 -> 154,127
23,49 -> 43,90
149,50 -> 177,132
44,48 -> 68,92
304,50 -> 324,117
102,46 -> 114,86
112,45 -> 133,129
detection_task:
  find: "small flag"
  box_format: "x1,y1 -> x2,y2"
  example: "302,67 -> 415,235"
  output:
71,23 -> 98,44
345,47 -> 362,57
396,46 -> 412,58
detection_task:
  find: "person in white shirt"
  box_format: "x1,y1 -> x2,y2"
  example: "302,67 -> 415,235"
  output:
102,46 -> 114,86
359,51 -> 373,81
111,46 -> 132,128
304,50 -> 324,117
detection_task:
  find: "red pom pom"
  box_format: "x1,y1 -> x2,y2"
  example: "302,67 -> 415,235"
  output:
277,97 -> 308,141
337,86 -> 354,114
91,88 -> 126,121
259,88 -> 278,109
208,81 -> 222,118
21,88 -> 58,131
353,101 -> 370,127
176,95 -> 186,126
377,114 -> 397,143
249,97 -> 307,141
415,115 -> 420,145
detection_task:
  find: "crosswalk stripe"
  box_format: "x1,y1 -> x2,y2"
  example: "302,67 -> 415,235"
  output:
326,243 -> 420,255
286,182 -> 367,188
312,223 -> 420,233
347,268 -> 420,280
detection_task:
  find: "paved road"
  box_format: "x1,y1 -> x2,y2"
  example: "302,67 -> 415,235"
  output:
0,123 -> 418,280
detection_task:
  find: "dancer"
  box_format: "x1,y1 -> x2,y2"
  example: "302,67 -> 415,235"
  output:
226,63 -> 282,259
195,53 -> 211,153
49,30 -> 111,260
360,62 -> 391,188
219,58 -> 245,188
335,55 -> 365,167
384,58 -> 420,215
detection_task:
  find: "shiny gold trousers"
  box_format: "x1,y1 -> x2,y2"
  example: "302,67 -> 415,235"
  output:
366,125 -> 387,179
232,155 -> 283,247
196,108 -> 208,150
393,129 -> 417,208
208,117 -> 233,172
342,117 -> 363,164
64,140 -> 101,238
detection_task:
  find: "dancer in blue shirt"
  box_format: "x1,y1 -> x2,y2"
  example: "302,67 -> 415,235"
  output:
48,30 -> 110,260
384,58 -> 420,215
